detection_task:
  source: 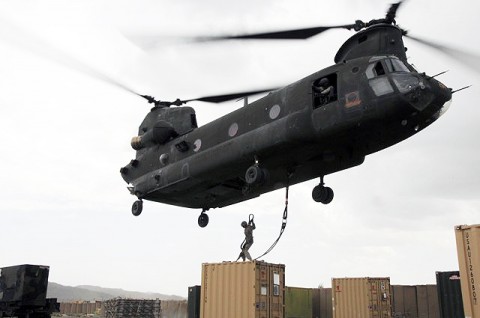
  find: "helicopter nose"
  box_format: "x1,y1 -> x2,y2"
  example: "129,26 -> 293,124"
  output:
429,78 -> 452,114
432,95 -> 452,121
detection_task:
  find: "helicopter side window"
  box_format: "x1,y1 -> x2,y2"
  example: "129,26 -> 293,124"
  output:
312,75 -> 337,109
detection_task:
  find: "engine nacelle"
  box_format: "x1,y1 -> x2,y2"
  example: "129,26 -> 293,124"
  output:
131,120 -> 178,150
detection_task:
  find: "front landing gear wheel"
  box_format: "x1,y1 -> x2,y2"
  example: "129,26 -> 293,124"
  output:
198,211 -> 209,228
132,200 -> 143,216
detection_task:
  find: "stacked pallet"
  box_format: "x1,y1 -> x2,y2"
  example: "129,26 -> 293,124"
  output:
103,298 -> 161,318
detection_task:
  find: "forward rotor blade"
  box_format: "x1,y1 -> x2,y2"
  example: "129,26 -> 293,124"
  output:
406,34 -> 480,73
197,25 -> 355,41
183,88 -> 278,104
385,1 -> 404,23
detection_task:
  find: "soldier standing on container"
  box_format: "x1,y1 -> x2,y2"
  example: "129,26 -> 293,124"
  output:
240,219 -> 256,261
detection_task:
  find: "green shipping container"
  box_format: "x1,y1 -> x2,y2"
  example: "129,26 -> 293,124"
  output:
285,287 -> 313,318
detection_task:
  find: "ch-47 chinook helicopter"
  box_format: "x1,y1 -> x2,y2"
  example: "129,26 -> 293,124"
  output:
120,2 -> 458,227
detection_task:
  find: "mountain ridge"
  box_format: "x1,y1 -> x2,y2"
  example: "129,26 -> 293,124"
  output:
47,282 -> 185,302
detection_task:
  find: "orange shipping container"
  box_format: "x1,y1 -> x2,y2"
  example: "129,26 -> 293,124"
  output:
455,224 -> 480,318
200,261 -> 285,318
332,277 -> 391,318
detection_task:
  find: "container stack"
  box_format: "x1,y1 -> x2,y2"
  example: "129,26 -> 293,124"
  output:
103,298 -> 161,318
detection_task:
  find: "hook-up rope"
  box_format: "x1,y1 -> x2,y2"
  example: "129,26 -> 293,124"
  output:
254,184 -> 289,260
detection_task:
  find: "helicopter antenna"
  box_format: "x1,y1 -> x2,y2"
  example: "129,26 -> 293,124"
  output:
425,70 -> 449,80
429,70 -> 449,79
451,85 -> 471,94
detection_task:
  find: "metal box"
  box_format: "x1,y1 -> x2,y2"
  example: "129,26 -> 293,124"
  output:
391,285 -> 439,318
436,271 -> 465,318
332,277 -> 391,318
188,285 -> 201,318
0,264 -> 49,307
285,286 -> 312,318
312,287 -> 332,318
416,285 -> 440,318
455,224 -> 480,318
200,261 -> 285,318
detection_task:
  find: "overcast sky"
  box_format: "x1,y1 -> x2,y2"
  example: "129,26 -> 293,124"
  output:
0,0 -> 479,298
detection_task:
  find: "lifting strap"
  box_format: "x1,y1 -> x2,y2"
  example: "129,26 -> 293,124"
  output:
254,184 -> 289,260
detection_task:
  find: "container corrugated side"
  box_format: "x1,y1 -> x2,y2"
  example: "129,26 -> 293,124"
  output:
332,277 -> 391,318
391,285 -> 418,317
312,288 -> 332,318
200,261 -> 285,318
416,285 -> 440,318
455,224 -> 480,318
285,287 -> 312,318
392,285 -> 439,318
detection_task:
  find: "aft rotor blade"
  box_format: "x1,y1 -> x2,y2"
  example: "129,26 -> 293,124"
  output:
197,25 -> 355,41
0,16 -> 141,97
406,34 -> 480,73
184,88 -> 278,104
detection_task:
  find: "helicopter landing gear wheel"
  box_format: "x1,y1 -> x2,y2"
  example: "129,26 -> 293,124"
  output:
198,210 -> 209,228
312,186 -> 334,204
132,200 -> 143,216
312,176 -> 334,204
245,165 -> 264,185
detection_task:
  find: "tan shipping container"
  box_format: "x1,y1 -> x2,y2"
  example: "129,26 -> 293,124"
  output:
200,261 -> 285,318
455,224 -> 480,318
332,277 -> 391,318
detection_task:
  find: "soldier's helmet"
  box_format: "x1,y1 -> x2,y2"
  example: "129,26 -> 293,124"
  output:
241,221 -> 248,227
319,78 -> 329,87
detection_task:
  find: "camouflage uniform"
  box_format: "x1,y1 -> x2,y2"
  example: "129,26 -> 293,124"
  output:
241,222 -> 256,261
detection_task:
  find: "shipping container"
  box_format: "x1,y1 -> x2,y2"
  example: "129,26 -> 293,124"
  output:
332,277 -> 391,318
285,287 -> 312,318
391,285 -> 417,317
188,285 -> 201,318
200,261 -> 285,318
455,224 -> 480,318
391,285 -> 439,318
436,271 -> 464,318
312,287 -> 332,318
0,264 -> 49,307
417,285 -> 440,318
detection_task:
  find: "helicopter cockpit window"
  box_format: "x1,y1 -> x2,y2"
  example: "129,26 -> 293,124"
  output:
384,58 -> 410,73
366,60 -> 394,96
366,61 -> 386,79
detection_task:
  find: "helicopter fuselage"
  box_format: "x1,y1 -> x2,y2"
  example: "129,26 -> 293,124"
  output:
120,25 -> 452,212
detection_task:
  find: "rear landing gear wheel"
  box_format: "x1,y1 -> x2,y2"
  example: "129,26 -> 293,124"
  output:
198,211 -> 209,228
312,185 -> 334,204
245,165 -> 265,185
312,176 -> 334,204
132,200 -> 143,216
